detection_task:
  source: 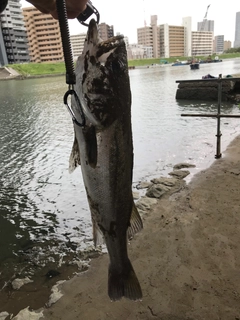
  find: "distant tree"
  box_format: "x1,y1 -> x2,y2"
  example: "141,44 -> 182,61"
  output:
224,47 -> 240,53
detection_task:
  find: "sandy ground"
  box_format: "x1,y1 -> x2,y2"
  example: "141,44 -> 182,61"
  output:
37,135 -> 240,320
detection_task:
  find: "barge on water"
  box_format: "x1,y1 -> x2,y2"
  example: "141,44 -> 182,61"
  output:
175,76 -> 240,103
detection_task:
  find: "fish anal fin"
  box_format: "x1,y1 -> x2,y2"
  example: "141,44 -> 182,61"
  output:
108,258 -> 142,301
69,135 -> 81,173
92,219 -> 105,247
127,202 -> 143,240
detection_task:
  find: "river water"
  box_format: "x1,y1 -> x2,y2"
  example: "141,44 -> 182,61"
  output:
1,59 -> 240,292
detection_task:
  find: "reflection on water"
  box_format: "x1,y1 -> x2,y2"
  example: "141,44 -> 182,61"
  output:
0,59 -> 240,285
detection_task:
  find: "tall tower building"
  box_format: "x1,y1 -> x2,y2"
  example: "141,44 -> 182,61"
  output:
23,6 -> 64,63
0,0 -> 29,65
98,23 -> 114,41
234,12 -> 240,48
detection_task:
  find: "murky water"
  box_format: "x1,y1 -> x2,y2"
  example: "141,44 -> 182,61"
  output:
1,59 -> 240,289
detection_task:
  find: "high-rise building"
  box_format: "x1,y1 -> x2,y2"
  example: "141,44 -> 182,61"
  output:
98,23 -> 114,41
214,35 -> 224,53
23,6 -> 64,63
0,0 -> 29,65
70,33 -> 86,61
234,12 -> 240,48
197,19 -> 214,32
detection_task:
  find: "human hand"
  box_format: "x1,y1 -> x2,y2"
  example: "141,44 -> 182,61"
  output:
26,0 -> 88,19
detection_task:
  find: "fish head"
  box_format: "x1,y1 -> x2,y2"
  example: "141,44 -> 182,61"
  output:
75,19 -> 131,128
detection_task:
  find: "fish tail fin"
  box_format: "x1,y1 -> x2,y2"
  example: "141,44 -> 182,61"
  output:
108,259 -> 142,301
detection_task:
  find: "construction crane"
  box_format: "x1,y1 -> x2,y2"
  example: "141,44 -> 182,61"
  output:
190,4 -> 211,68
200,4 -> 211,32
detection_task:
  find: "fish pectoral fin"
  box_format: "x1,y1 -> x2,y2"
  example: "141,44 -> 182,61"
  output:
69,135 -> 81,173
92,219 -> 105,247
83,125 -> 97,168
127,202 -> 143,240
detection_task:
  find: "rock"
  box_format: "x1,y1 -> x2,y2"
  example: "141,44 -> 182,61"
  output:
173,162 -> 196,170
0,312 -> 9,320
151,177 -> 178,187
135,197 -> 158,211
12,277 -> 33,290
146,184 -> 168,199
168,170 -> 190,179
12,307 -> 43,320
136,181 -> 152,189
132,191 -> 140,200
46,280 -> 65,307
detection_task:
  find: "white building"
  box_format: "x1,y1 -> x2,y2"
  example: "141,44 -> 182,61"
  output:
182,17 -> 192,57
127,44 -> 152,59
70,33 -> 86,60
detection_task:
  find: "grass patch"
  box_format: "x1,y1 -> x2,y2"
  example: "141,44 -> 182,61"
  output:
7,52 -> 240,76
9,62 -> 66,76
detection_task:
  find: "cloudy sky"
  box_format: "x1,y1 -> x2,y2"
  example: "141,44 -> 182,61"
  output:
21,0 -> 239,44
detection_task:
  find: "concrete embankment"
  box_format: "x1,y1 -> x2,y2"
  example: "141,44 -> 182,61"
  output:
176,77 -> 240,103
0,67 -> 20,80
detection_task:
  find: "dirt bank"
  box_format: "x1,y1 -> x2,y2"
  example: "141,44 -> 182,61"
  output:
39,135 -> 240,320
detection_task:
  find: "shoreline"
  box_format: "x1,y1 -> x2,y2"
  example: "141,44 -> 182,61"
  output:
2,134 -> 240,319
42,134 -> 240,320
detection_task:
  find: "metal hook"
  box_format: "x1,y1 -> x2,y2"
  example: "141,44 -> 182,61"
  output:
64,89 -> 86,127
77,0 -> 100,26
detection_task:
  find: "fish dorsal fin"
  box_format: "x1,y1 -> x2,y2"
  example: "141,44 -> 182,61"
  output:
127,202 -> 143,240
92,219 -> 105,247
69,135 -> 81,173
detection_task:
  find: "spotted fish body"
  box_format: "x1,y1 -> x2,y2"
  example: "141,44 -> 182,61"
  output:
70,19 -> 143,301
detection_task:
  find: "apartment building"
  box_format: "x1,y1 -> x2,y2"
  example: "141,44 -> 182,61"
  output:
192,31 -> 213,56
160,24 -> 185,58
70,33 -> 86,60
23,6 -> 63,63
137,15 -> 160,58
98,22 -> 114,41
0,0 -> 29,65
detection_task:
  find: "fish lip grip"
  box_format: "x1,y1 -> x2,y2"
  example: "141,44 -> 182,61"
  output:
77,0 -> 100,26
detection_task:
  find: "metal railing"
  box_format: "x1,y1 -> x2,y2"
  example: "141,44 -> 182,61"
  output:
176,74 -> 240,159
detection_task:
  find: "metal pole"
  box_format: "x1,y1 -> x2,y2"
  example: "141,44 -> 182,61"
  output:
215,74 -> 222,159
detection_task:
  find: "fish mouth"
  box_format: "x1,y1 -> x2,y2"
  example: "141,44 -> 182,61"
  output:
87,19 -> 125,58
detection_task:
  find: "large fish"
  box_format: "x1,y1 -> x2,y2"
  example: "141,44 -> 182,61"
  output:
69,19 -> 143,301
